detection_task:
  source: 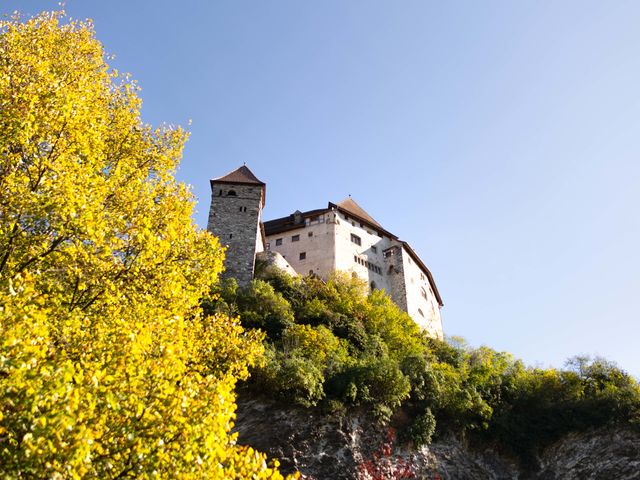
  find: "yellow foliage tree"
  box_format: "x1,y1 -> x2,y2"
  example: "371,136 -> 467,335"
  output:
0,11 -> 294,479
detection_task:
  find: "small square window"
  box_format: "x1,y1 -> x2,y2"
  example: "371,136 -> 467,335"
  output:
351,234 -> 361,246
371,246 -> 377,254
275,238 -> 283,246
292,234 -> 300,242
299,252 -> 306,260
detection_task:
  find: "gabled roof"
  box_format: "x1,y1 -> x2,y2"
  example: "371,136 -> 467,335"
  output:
212,165 -> 265,186
336,198 -> 383,229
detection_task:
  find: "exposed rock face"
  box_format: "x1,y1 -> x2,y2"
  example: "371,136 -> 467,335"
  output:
235,396 -> 640,480
536,429 -> 640,480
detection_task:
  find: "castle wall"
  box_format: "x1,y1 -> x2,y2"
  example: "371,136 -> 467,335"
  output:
265,209 -> 443,339
265,212 -> 337,277
333,211 -> 394,294
400,246 -> 444,339
207,182 -> 263,286
383,245 -> 409,312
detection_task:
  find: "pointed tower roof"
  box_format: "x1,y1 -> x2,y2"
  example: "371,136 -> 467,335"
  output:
212,165 -> 265,186
335,197 -> 383,229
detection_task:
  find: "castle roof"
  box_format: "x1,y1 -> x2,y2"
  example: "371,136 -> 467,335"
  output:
335,198 -> 384,230
212,165 -> 265,186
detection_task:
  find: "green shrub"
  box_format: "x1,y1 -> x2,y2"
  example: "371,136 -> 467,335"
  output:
410,409 -> 437,447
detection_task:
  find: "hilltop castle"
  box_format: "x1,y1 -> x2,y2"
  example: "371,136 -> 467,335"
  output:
207,165 -> 444,339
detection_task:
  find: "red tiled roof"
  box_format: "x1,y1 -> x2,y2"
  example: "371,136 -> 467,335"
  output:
212,165 -> 265,185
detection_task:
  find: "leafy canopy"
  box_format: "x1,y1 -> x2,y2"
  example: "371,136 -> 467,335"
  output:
0,11 -> 292,479
211,265 -> 640,464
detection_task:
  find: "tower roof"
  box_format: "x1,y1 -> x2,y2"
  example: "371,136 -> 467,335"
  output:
212,165 -> 265,186
335,198 -> 383,229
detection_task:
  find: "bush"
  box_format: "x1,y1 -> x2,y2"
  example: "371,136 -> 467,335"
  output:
410,409 -> 437,447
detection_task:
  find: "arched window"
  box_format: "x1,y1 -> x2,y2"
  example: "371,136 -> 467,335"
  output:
370,281 -> 377,291
227,190 -> 237,196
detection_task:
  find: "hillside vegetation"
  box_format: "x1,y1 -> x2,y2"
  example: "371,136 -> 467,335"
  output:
204,264 -> 640,465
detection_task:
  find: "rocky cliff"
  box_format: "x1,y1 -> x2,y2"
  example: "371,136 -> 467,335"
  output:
235,396 -> 640,480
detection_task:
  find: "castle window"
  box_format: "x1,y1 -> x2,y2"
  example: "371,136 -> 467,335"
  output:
308,231 -> 313,237
421,287 -> 427,300
352,221 -> 356,227
275,238 -> 283,246
227,190 -> 237,196
420,272 -> 425,281
354,255 -> 358,263
266,243 -> 270,250
371,246 -> 377,254
229,234 -> 233,239
370,281 -> 377,291
351,234 -> 361,246
219,189 -> 223,196
292,234 -> 300,242
299,252 -> 306,260
418,308 -> 425,317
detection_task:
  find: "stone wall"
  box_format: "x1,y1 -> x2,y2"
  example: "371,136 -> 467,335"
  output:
384,245 -> 409,313
207,182 -> 263,286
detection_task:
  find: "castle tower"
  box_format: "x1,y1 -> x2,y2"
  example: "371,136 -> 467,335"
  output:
207,165 -> 266,286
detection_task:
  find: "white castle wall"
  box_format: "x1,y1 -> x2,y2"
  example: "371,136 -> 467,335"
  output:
265,212 -> 337,277
399,246 -> 443,339
265,209 -> 444,340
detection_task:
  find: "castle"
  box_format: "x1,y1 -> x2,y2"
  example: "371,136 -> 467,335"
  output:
207,165 -> 444,339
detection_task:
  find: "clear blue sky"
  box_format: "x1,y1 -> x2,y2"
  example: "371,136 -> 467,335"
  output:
7,1 -> 640,377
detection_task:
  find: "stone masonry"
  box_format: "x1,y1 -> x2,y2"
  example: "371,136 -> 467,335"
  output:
207,166 -> 265,287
